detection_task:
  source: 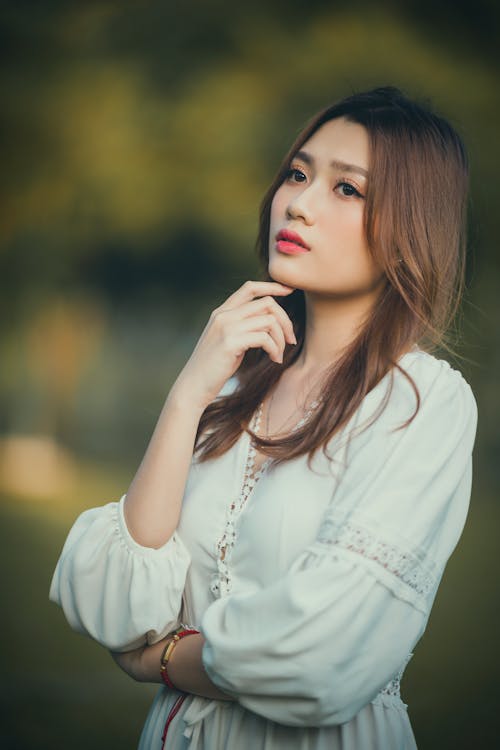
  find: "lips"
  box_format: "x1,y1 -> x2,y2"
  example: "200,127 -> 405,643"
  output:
275,229 -> 310,255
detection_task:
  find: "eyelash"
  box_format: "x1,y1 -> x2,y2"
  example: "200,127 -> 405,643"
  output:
285,167 -> 364,199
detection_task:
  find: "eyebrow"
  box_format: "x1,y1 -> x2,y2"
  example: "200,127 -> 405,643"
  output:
294,149 -> 368,178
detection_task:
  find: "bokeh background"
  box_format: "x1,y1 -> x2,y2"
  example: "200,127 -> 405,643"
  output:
0,1 -> 498,748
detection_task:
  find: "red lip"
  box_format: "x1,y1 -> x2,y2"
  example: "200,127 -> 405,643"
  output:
276,229 -> 310,250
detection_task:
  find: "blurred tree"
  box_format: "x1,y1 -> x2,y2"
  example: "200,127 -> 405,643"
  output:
0,0 -> 498,478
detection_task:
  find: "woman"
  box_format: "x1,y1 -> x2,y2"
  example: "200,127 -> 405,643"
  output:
49,86 -> 478,749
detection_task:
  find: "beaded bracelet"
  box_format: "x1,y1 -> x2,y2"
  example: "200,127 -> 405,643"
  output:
160,627 -> 200,689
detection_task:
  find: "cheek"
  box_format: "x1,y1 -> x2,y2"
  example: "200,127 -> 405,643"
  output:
270,187 -> 287,223
325,203 -> 366,254
326,206 -> 378,274
336,201 -> 365,233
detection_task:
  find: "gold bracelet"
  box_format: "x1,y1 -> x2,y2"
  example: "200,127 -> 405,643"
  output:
160,627 -> 200,689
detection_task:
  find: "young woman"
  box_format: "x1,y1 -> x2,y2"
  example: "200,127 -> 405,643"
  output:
50,86 -> 478,749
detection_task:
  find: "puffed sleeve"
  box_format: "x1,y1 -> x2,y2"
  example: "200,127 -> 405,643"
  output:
49,495 -> 191,651
49,376 -> 240,651
200,357 -> 477,727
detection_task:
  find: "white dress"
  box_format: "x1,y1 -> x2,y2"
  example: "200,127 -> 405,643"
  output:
49,349 -> 477,749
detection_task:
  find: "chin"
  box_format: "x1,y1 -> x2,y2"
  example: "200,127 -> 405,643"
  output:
268,257 -> 302,289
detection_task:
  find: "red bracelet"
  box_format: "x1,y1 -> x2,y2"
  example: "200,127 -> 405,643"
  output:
159,628 -> 200,689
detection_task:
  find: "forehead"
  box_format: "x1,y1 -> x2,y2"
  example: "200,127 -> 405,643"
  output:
299,117 -> 370,171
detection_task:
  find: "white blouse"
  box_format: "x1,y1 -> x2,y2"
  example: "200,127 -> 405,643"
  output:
49,349 -> 478,749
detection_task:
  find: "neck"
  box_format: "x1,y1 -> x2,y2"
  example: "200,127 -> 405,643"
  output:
294,288 -> 381,375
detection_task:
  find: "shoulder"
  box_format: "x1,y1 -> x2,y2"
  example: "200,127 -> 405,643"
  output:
361,349 -> 477,450
400,349 -> 476,422
390,349 -> 477,416
398,348 -> 475,396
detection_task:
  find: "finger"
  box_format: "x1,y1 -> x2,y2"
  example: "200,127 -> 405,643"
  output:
235,330 -> 283,363
226,295 -> 296,345
234,313 -> 286,358
219,280 -> 295,313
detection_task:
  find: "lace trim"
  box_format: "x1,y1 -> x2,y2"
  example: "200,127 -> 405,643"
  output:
376,652 -> 413,706
317,513 -> 437,598
210,403 -> 270,597
210,398 -> 320,598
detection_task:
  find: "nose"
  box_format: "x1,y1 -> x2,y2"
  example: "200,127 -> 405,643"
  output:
285,182 -> 317,224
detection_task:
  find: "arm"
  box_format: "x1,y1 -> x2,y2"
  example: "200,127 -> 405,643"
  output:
49,280 -> 295,649
123,389 -> 206,548
111,634 -> 235,701
124,279 -> 295,548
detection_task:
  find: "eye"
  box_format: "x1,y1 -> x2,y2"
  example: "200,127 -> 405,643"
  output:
335,181 -> 363,198
285,167 -> 307,184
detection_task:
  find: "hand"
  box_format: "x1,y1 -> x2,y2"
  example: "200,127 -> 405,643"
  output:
170,280 -> 297,411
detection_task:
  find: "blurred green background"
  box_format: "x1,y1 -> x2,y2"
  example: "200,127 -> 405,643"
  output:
0,1 -> 498,748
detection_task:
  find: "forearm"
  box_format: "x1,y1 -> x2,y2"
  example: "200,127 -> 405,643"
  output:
137,634 -> 235,701
124,385 -> 205,548
123,280 -> 295,550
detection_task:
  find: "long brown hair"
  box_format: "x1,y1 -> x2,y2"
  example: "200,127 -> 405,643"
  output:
194,86 -> 469,469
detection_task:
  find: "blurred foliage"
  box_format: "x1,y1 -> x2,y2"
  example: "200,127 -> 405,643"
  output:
0,2 -> 499,748
0,0 -> 498,489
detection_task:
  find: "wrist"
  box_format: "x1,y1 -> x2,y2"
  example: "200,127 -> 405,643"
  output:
167,382 -> 209,416
160,627 -> 200,689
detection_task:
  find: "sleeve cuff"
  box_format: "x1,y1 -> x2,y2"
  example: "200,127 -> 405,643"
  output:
117,494 -> 185,556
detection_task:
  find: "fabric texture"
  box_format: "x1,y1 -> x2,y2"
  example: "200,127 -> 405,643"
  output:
49,349 -> 477,749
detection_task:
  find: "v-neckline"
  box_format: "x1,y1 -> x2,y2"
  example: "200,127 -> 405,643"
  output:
246,396 -> 321,482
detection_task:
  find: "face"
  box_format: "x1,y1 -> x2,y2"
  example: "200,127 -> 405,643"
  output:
269,117 -> 384,298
